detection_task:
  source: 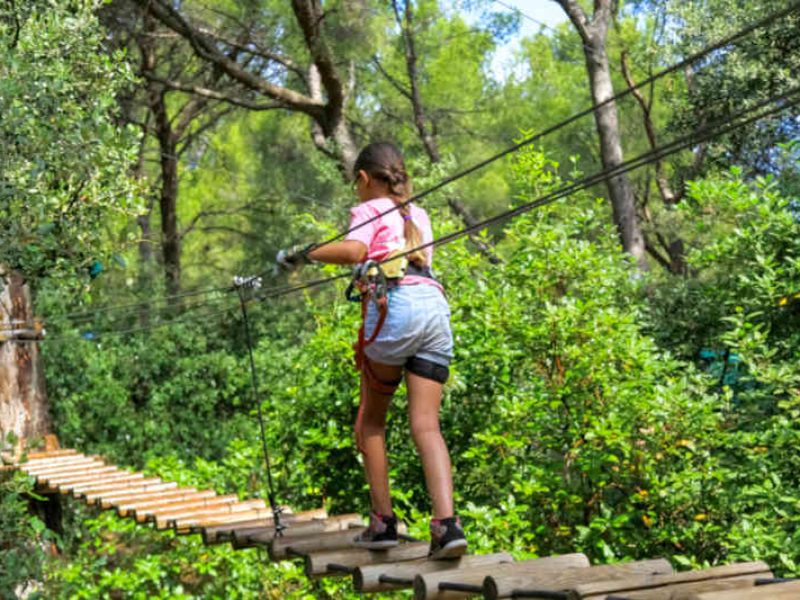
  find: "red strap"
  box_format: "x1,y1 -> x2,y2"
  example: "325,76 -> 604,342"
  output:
353,295 -> 387,371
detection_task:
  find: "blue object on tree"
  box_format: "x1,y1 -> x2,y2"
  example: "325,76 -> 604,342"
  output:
88,260 -> 103,279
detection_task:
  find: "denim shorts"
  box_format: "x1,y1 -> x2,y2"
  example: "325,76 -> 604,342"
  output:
364,284 -> 454,367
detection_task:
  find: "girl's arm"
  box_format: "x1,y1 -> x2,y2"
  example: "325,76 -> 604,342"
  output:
308,240 -> 367,265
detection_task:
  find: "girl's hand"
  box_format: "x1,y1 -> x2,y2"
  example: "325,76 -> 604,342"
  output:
275,243 -> 315,271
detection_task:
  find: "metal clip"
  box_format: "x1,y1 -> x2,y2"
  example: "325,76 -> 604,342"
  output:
345,260 -> 387,304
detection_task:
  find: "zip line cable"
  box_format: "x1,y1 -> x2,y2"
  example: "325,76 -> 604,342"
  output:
44,1 -> 799,326
286,0 -> 800,260
241,87 -> 800,304
44,301 -> 241,343
59,282 -> 235,323
59,291 -> 235,328
40,84 -> 800,341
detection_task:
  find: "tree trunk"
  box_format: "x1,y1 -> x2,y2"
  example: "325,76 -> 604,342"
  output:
584,43 -> 648,271
556,0 -> 648,271
0,268 -> 51,448
148,85 -> 182,297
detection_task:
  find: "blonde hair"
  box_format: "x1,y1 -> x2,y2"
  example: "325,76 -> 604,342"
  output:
353,142 -> 427,266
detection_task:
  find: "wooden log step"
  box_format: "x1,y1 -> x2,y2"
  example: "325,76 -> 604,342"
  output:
484,558 -> 674,600
414,553 -> 591,600
234,513 -> 365,549
92,482 -> 180,506
269,527 -> 369,560
156,500 -> 268,530
133,494 -> 240,522
175,508 -> 274,534
305,541 -> 431,578
204,508 -> 334,546
36,467 -> 121,485
690,579 -> 800,599
110,487 -> 205,517
70,474 -> 154,496
116,490 -> 218,517
574,561 -> 772,600
23,457 -> 104,476
18,452 -> 86,466
20,449 -> 79,460
46,470 -> 138,492
355,551 -> 514,593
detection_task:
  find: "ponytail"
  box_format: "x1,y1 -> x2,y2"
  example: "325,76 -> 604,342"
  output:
353,142 -> 428,266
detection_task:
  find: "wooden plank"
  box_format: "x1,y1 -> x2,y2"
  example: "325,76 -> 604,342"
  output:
484,558 -> 673,599
46,470 -> 134,492
92,482 -> 180,506
155,500 -> 268,529
131,494 -> 239,522
201,507 -> 330,545
116,490 -> 218,517
36,467 -> 120,485
234,513 -> 364,548
22,458 -> 103,475
355,552 -> 514,593
305,542 -> 431,578
574,562 -> 771,600
415,553 -> 591,600
19,454 -> 95,472
172,508 -> 273,533
269,527 -> 367,560
69,474 -> 151,496
20,449 -> 78,460
105,488 -> 200,511
691,580 -> 800,600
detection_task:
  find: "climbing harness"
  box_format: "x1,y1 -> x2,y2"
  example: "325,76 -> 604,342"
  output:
346,260 -> 399,453
233,276 -> 285,536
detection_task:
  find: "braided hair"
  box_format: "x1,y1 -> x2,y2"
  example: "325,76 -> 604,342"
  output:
353,142 -> 427,266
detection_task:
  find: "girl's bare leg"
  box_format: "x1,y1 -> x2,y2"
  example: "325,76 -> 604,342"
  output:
406,371 -> 453,519
358,361 -> 403,516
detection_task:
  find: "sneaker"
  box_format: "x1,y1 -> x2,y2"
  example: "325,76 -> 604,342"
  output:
429,516 -> 468,560
353,511 -> 399,549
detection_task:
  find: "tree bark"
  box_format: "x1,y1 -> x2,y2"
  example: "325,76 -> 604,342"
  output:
556,0 -> 648,271
0,269 -> 51,447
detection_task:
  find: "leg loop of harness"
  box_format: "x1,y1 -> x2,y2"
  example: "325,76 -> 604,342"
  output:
349,261 -> 400,455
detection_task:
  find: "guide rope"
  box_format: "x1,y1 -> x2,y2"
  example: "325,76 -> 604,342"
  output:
233,276 -> 285,536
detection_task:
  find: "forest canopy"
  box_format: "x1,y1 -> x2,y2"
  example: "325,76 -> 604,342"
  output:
1,0 -> 799,598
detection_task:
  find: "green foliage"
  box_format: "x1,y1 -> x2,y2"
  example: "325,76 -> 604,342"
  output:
647,168 -> 800,571
0,0 -> 141,283
0,472 -> 50,599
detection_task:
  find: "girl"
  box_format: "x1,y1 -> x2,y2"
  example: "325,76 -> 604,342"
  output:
278,142 -> 467,559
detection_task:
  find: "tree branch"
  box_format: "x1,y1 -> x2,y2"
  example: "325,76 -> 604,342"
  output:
137,0 -> 324,118
371,56 -> 413,100
143,73 -> 285,111
554,0 -> 590,41
620,51 -> 676,204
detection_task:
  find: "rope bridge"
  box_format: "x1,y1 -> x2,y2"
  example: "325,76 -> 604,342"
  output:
4,448 -> 798,599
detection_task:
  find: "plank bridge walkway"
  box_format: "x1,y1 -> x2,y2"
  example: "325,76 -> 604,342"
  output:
4,448 -> 798,599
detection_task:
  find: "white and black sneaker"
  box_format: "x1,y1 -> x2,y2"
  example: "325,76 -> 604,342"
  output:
353,511 -> 399,549
429,516 -> 468,560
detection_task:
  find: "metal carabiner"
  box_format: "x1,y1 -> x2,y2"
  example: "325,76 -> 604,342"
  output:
345,260 -> 387,304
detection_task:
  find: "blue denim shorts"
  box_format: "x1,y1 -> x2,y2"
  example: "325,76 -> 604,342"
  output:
364,284 -> 454,367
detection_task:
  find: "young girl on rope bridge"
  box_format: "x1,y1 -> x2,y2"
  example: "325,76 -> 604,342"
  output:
276,142 -> 467,559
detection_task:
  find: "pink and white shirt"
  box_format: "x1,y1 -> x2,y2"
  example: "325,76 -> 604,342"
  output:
345,197 -> 442,290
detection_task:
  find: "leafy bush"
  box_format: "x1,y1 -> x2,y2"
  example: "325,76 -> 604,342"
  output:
0,472 -> 50,599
